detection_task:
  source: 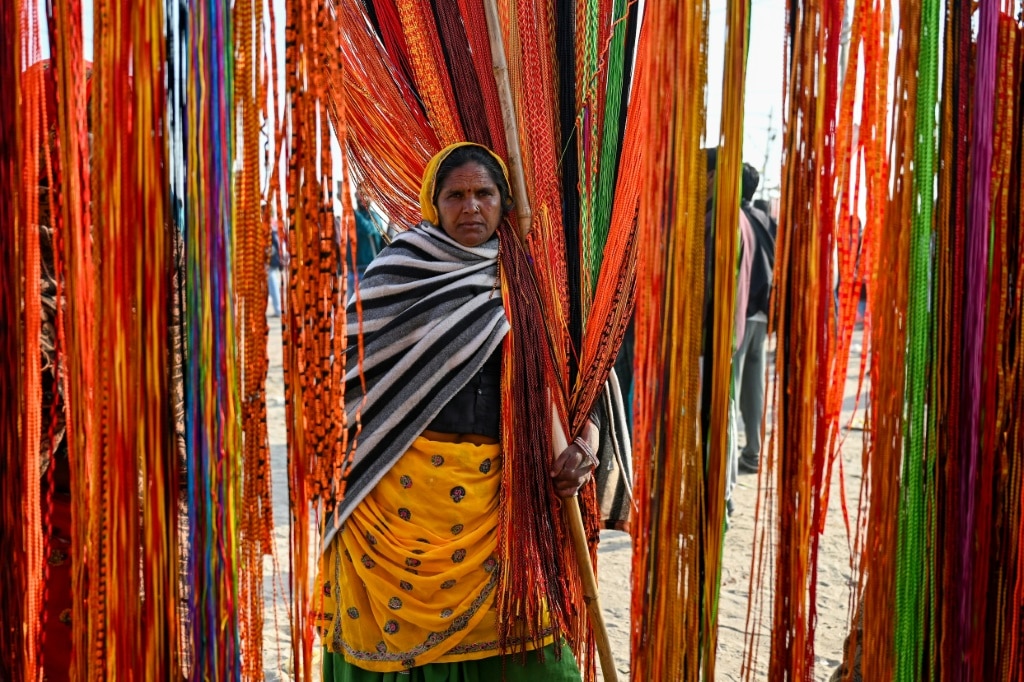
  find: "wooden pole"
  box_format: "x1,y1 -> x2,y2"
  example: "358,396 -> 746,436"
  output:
483,5 -> 619,679
551,405 -> 621,682
482,0 -> 533,241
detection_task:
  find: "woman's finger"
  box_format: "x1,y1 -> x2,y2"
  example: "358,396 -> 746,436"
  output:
554,478 -> 590,498
550,444 -> 584,477
553,457 -> 594,482
552,468 -> 593,495
554,482 -> 581,498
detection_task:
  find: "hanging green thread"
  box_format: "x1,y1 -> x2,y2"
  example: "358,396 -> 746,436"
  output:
895,0 -> 940,679
590,0 -> 632,291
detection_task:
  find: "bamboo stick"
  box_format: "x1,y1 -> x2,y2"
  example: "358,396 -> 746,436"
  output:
482,0 -> 532,241
483,5 -> 619,679
551,405 -> 622,682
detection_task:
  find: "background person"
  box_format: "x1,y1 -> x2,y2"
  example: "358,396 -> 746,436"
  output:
734,164 -> 775,476
346,183 -> 384,295
265,202 -> 285,317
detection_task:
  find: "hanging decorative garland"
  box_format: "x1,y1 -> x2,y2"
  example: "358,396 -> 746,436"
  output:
2,2 -> 1024,681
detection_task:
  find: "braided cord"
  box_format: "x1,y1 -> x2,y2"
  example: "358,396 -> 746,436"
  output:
588,0 -> 631,297
958,2 -> 1000,677
894,0 -> 939,678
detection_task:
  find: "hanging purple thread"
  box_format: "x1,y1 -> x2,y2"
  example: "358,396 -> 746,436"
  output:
958,0 -> 998,675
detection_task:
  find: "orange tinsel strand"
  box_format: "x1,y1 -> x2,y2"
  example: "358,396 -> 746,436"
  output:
393,0 -> 463,144
325,0 -> 439,228
506,0 -> 573,395
4,10 -> 45,679
862,0 -> 921,677
282,1 -> 313,675
127,0 -> 180,675
0,12 -> 24,671
235,0 -> 274,676
89,0 -> 164,671
745,0 -> 847,677
629,2 -> 708,678
0,10 -> 25,674
832,1 -> 891,678
22,63 -> 45,682
706,0 -> 748,677
45,3 -> 95,678
283,2 -> 346,679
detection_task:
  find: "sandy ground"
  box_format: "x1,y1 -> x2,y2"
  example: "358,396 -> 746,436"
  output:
259,319 -> 868,681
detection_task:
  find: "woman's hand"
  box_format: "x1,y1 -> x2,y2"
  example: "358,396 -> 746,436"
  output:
550,418 -> 600,498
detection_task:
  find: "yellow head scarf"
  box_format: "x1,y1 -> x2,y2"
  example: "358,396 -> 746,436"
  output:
419,142 -> 511,226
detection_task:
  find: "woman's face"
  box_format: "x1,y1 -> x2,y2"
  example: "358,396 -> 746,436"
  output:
436,162 -> 503,247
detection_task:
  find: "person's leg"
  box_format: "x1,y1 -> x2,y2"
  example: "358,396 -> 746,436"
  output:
726,328 -> 751,506
267,267 -> 282,316
738,319 -> 767,471
725,396 -> 737,518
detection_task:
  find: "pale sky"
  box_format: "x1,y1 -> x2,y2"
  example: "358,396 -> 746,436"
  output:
706,0 -> 787,200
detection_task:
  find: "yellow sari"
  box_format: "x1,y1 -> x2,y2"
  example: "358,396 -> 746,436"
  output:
315,436 -> 554,672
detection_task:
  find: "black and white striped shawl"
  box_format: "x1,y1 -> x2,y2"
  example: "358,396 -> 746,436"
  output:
323,222 -> 509,550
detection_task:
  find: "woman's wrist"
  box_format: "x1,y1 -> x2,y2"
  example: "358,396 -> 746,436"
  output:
585,417 -> 600,448
575,419 -> 600,468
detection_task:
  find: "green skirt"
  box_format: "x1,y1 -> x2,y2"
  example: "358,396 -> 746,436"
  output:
322,642 -> 582,682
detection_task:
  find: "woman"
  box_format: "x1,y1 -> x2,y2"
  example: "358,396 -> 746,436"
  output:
315,142 -> 601,680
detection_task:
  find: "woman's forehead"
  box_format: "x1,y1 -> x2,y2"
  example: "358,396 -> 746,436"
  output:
439,162 -> 496,190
